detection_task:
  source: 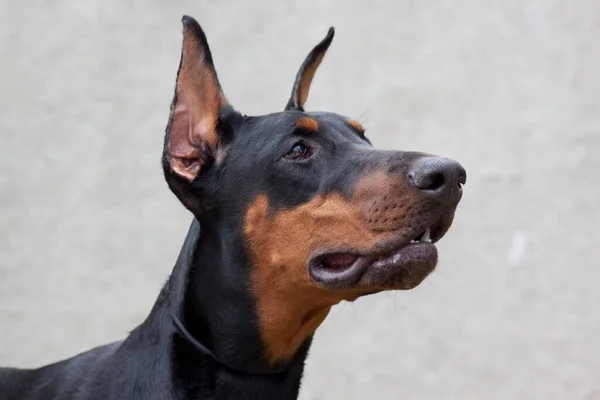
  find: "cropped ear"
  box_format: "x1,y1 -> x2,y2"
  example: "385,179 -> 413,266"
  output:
163,16 -> 229,183
285,27 -> 334,112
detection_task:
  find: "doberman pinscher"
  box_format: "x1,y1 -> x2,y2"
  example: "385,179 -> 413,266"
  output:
0,16 -> 466,400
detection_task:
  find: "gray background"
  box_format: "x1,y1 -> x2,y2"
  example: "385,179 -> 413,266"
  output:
1,1 -> 598,399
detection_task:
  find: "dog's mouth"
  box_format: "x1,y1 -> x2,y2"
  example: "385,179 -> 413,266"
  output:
319,227 -> 433,270
309,222 -> 448,291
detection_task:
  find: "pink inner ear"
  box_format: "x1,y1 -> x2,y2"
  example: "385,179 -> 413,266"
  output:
169,105 -> 201,159
168,105 -> 204,181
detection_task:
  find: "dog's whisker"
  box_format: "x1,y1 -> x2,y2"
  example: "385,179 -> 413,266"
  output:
351,303 -> 362,323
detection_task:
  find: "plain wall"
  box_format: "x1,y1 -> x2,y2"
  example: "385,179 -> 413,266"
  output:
1,1 -> 599,399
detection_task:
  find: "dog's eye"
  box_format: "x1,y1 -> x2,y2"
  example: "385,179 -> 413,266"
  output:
284,143 -> 312,161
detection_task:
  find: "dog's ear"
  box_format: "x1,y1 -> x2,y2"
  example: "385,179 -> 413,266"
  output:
163,16 -> 230,184
285,27 -> 334,112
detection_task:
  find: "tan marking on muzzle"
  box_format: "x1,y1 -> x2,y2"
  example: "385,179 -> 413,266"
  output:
244,169 -> 422,365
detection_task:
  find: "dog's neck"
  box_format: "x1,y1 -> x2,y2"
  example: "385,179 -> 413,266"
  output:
138,219 -> 311,399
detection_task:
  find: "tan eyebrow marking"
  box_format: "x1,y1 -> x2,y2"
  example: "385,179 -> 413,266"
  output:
347,119 -> 365,135
295,117 -> 319,133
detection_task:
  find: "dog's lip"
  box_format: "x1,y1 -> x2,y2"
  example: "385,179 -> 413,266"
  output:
308,219 -> 449,289
309,242 -> 438,289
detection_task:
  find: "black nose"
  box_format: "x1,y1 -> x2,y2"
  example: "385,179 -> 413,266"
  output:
408,157 -> 466,200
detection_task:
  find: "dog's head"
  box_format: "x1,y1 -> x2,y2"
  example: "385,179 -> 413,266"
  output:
163,17 -> 465,366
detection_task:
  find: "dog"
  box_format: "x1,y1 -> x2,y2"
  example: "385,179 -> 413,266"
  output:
0,15 -> 466,400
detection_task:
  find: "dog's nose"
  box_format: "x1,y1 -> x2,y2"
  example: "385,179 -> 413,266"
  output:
408,157 -> 466,200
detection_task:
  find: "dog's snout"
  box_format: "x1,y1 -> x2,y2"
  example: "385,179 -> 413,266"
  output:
408,157 -> 466,199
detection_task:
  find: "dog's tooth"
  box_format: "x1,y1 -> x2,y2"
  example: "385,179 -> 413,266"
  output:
422,228 -> 431,243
